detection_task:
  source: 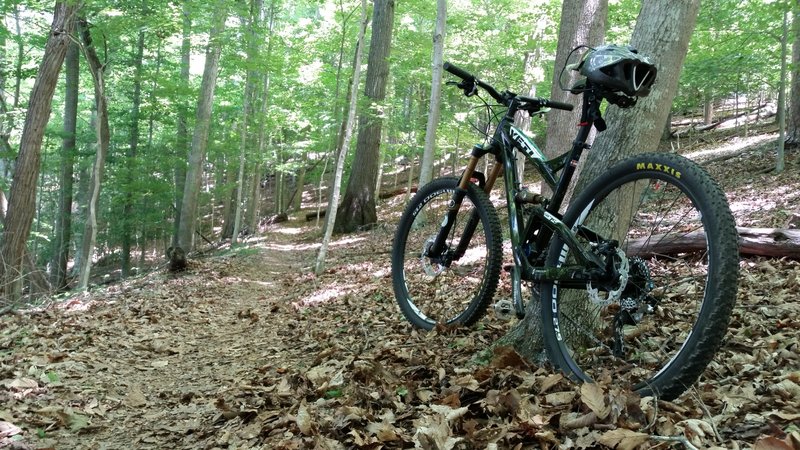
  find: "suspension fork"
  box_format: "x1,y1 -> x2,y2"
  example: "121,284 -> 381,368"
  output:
426,145 -> 502,263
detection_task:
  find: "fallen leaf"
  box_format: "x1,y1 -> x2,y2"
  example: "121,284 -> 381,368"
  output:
580,383 -> 610,420
754,435 -> 794,450
125,385 -> 147,407
0,421 -> 22,438
598,428 -> 649,450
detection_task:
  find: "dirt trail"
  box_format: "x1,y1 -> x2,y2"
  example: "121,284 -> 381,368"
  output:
1,229 -> 321,449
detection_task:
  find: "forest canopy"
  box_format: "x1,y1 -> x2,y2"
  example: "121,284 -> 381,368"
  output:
0,0 -> 794,302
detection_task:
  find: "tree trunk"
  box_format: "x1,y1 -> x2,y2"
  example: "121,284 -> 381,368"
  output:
419,0 -> 446,189
315,0 -> 369,274
221,161 -> 236,240
177,4 -> 228,251
776,9 -> 789,174
786,0 -> 800,145
513,28 -> 546,181
0,19 -> 13,169
50,38 -> 79,291
333,0 -> 395,234
172,0 -> 192,246
76,18 -> 111,291
248,0 -> 277,232
12,5 -> 24,109
293,165 -> 306,211
232,1 -> 260,245
122,30 -> 145,277
0,2 -> 76,301
543,0 -> 608,200
504,0 -> 701,362
703,94 -> 714,125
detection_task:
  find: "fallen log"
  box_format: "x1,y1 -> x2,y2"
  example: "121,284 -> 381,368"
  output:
379,186 -> 418,199
265,213 -> 288,225
627,227 -> 800,259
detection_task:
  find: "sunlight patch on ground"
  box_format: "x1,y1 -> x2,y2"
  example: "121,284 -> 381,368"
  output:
330,235 -> 367,247
372,267 -> 391,278
684,133 -> 775,161
293,284 -> 355,308
273,226 -> 306,235
263,242 -> 319,251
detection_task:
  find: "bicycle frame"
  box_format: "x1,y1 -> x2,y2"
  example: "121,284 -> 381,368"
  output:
426,91 -> 611,317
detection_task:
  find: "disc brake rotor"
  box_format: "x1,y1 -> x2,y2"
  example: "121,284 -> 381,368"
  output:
421,237 -> 445,277
587,248 -> 629,306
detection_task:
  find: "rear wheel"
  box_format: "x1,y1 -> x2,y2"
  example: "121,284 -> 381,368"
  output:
540,153 -> 739,400
392,177 -> 502,330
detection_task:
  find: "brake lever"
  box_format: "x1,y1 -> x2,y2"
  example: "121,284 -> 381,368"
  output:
447,80 -> 478,97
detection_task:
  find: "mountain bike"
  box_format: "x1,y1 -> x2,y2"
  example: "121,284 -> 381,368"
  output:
390,52 -> 739,400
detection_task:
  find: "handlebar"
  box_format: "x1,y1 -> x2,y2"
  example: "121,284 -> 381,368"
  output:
443,61 -> 574,112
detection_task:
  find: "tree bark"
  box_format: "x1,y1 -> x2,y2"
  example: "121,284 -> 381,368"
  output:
776,9 -> 789,174
0,18 -> 12,170
626,227 -> 800,259
172,0 -> 192,247
221,161 -> 237,240
12,5 -> 24,109
248,0 -> 277,233
1,1 -> 76,301
315,0 -> 369,274
418,0 -> 446,189
232,1 -> 260,244
786,0 -> 800,145
504,0 -> 701,362
542,0 -> 608,203
177,4 -> 228,251
76,18 -> 111,291
122,30 -> 145,277
50,38 -> 79,291
333,0 -> 395,234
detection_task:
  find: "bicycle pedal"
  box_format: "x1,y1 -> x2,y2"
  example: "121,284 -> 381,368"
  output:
493,299 -> 515,321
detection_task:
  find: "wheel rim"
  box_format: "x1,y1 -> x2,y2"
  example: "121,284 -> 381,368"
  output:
551,175 -> 715,392
399,187 -> 492,326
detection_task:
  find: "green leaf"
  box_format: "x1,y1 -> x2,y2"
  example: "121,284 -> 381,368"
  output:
67,413 -> 90,432
324,389 -> 342,399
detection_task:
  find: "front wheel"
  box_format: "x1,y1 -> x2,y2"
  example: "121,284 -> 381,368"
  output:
392,177 -> 502,330
540,153 -> 739,400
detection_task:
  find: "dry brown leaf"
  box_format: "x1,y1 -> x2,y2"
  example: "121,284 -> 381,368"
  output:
296,403 -> 312,436
753,435 -> 794,450
545,391 -> 575,406
580,383 -> 610,420
539,373 -> 564,394
124,385 -> 147,408
598,428 -> 650,450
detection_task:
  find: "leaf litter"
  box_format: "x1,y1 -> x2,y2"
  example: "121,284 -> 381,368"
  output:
0,138 -> 799,449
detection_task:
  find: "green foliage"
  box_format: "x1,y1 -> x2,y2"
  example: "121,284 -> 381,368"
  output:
0,0 -> 789,277
677,0 -> 790,112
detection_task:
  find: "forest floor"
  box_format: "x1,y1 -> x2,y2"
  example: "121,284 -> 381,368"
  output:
2,128 -> 800,450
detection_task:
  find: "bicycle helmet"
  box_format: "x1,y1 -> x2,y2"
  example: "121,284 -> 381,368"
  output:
579,44 -> 657,97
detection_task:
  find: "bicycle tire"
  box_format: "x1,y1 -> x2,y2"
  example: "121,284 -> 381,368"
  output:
392,177 -> 502,330
540,152 -> 739,400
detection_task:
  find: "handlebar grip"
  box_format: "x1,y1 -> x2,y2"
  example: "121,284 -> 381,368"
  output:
443,62 -> 475,81
543,99 -> 574,111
